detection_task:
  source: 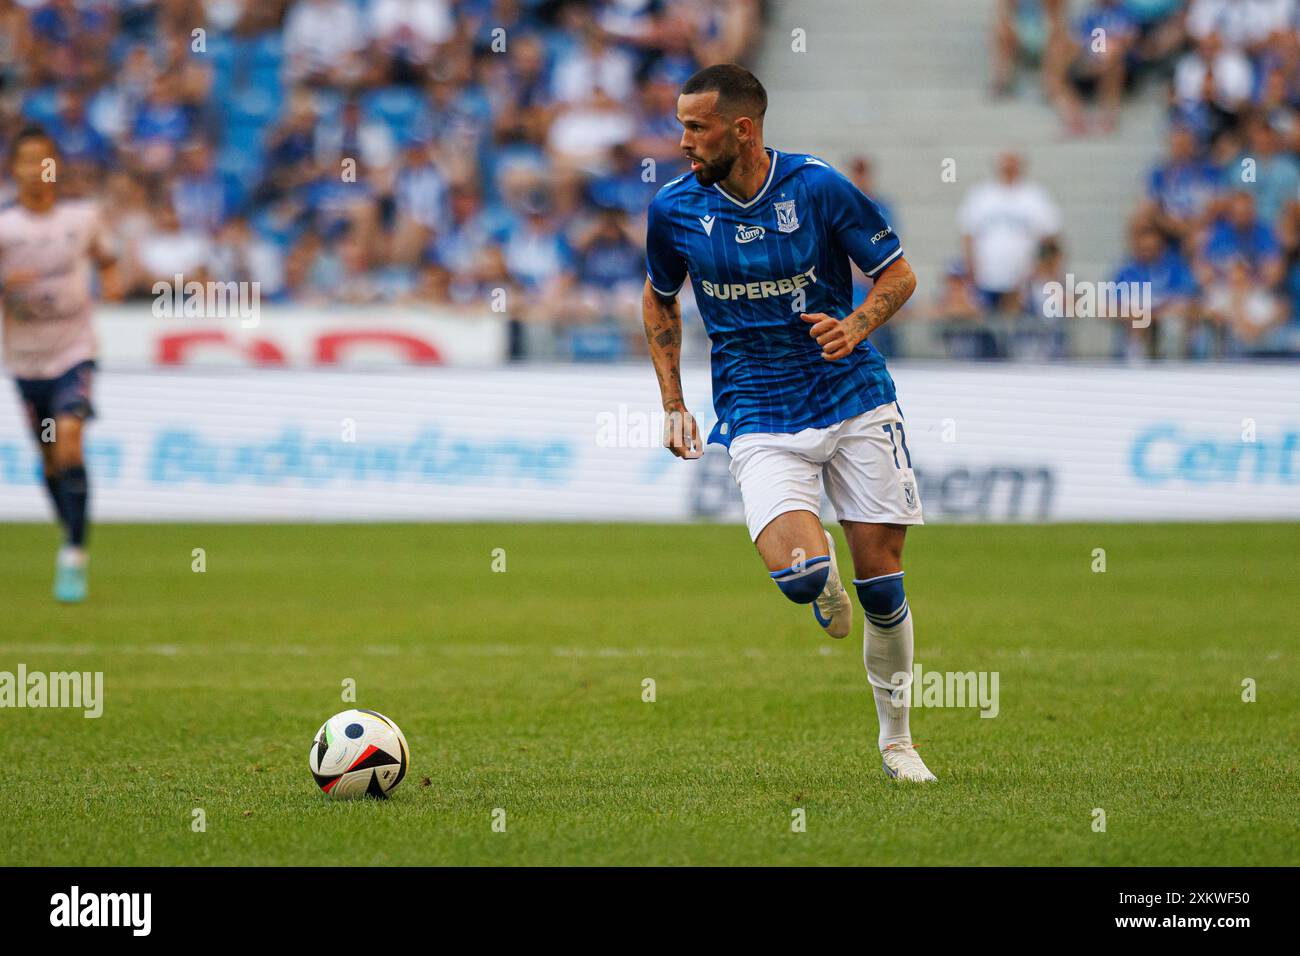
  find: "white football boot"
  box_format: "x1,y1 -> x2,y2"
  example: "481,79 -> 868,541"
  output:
881,743 -> 938,782
812,530 -> 852,639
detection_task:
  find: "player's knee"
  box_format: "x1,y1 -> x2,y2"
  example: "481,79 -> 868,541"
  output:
770,556 -> 830,604
50,426 -> 85,473
854,571 -> 909,628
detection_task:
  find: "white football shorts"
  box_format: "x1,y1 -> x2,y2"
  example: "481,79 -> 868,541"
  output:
726,401 -> 924,541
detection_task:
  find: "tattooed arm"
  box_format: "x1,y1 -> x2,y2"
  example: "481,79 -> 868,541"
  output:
800,256 -> 917,361
642,278 -> 701,458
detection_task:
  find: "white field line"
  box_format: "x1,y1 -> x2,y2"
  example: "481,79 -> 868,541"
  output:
0,642 -> 760,659
0,644 -> 1284,661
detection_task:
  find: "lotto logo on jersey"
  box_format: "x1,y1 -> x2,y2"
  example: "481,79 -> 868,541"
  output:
735,224 -> 765,243
699,265 -> 819,301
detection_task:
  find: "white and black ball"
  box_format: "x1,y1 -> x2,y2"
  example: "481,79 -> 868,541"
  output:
309,709 -> 409,799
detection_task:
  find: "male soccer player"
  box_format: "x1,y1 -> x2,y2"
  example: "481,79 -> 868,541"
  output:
642,65 -> 936,782
0,126 -> 117,602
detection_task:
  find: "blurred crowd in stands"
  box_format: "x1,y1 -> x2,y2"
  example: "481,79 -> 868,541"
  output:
990,0 -> 1300,359
3,0 -> 1297,362
0,0 -> 762,360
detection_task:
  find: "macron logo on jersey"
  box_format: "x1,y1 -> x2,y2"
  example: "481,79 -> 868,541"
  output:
699,215 -> 715,236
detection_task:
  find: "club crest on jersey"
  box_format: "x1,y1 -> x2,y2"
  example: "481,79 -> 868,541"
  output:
773,199 -> 799,233
734,223 -> 765,243
902,480 -> 918,511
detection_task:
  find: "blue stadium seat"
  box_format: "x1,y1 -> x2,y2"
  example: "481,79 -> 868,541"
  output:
248,31 -> 283,70
215,143 -> 264,193
222,121 -> 268,159
204,31 -> 236,67
21,87 -> 62,126
206,31 -> 282,108
249,66 -> 283,102
362,87 -> 426,141
206,33 -> 238,90
226,87 -> 279,127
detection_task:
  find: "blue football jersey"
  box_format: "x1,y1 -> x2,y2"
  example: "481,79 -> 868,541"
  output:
646,148 -> 904,447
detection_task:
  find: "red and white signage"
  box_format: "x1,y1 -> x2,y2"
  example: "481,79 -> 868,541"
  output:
94,305 -> 509,368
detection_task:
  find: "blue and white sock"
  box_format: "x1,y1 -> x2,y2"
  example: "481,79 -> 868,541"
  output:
771,555 -> 830,605
855,571 -> 914,749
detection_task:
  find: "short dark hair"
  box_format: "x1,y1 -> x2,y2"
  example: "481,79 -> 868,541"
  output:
681,64 -> 767,123
8,124 -> 57,167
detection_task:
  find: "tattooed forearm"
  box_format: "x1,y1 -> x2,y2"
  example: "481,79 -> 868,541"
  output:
846,258 -> 917,342
642,279 -> 686,409
653,326 -> 680,349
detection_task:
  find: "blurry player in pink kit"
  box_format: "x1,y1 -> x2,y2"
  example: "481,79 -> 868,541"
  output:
0,126 -> 117,602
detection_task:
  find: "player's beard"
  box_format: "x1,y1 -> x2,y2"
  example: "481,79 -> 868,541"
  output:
690,149 -> 738,187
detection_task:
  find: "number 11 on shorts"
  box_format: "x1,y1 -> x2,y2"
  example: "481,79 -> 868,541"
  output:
882,422 -> 912,470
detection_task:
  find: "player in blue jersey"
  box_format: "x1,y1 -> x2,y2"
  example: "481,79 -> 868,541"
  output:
642,65 -> 936,782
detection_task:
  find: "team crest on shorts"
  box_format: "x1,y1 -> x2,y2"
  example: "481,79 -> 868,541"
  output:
774,199 -> 799,233
902,480 -> 918,511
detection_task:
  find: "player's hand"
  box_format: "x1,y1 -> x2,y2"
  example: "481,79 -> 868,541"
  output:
795,314 -> 868,361
663,404 -> 703,459
801,312 -> 863,361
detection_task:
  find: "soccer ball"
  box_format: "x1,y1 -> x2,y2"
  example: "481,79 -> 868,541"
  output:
309,708 -> 410,799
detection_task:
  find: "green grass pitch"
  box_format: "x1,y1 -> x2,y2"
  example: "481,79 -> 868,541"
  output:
0,521 -> 1295,866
